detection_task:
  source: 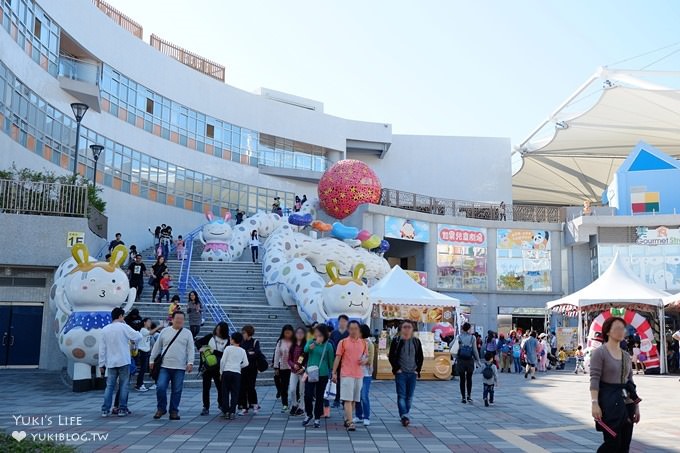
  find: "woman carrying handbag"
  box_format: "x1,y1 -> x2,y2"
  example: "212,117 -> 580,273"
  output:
302,324 -> 335,429
590,316 -> 641,453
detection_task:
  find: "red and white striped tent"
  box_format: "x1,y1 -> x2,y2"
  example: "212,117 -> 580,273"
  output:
546,253 -> 669,373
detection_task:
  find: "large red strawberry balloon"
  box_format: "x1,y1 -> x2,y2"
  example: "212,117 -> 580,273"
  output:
318,160 -> 382,219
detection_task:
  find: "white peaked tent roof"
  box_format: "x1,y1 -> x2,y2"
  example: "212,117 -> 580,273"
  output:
546,253 -> 669,309
370,266 -> 460,307
513,68 -> 680,204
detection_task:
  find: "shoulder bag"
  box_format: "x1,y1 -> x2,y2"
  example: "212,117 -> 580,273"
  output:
255,339 -> 269,373
306,343 -> 328,383
150,328 -> 182,381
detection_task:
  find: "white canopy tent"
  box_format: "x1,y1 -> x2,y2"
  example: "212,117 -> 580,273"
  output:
371,266 -> 461,307
370,266 -> 461,332
663,293 -> 680,311
546,253 -> 669,373
513,67 -> 680,204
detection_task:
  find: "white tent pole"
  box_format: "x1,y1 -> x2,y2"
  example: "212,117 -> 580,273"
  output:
517,69 -> 602,150
659,305 -> 667,374
577,310 -> 583,347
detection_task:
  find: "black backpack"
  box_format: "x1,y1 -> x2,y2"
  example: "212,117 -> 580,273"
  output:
482,363 -> 494,380
458,335 -> 474,360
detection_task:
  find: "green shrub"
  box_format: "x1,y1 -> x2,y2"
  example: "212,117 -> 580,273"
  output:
1,164 -> 106,215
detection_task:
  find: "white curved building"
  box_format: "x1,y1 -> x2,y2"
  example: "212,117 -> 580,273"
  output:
0,0 -> 512,248
3,1 -> 581,373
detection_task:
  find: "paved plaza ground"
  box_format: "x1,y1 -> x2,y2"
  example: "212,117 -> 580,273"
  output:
0,367 -> 677,453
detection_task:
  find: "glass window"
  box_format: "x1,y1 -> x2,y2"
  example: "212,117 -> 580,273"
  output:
145,97 -> 154,114
496,229 -> 552,292
33,17 -> 41,39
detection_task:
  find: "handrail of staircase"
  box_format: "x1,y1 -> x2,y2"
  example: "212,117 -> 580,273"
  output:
178,225 -> 204,297
94,241 -> 109,260
189,275 -> 237,333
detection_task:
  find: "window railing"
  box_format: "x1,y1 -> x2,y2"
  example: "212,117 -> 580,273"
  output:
379,188 -> 562,223
258,151 -> 329,173
58,55 -> 100,85
150,34 -> 225,82
0,179 -> 88,217
91,0 -> 143,39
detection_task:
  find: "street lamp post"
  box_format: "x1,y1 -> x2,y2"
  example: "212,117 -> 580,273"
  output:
89,144 -> 104,187
71,102 -> 89,177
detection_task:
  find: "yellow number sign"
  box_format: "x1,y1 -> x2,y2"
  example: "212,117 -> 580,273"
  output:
67,232 -> 85,248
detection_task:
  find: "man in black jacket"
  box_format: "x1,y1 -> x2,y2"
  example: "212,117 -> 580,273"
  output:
388,320 -> 423,427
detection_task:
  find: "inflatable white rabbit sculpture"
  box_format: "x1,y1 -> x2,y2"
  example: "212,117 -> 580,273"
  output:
321,262 -> 371,323
199,212 -> 233,261
54,244 -> 136,391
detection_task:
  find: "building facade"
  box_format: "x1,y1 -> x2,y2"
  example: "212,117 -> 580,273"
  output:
1,0 -> 562,370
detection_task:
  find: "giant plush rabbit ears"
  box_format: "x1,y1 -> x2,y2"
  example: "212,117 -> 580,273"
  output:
206,211 -> 232,222
72,243 -> 90,265
352,263 -> 366,282
326,262 -> 341,283
325,261 -> 366,283
70,243 -> 127,273
109,244 -> 128,268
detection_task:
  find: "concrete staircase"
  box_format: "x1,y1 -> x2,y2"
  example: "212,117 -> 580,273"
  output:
167,261 -> 268,306
132,240 -> 304,387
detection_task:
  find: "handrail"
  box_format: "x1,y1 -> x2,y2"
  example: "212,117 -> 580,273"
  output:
190,275 -> 236,333
0,179 -> 88,217
58,55 -> 101,85
91,0 -> 143,39
150,34 -> 226,82
379,188 -> 562,223
178,224 -> 203,296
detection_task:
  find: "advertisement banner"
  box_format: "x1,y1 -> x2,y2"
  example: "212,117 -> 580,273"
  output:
438,225 -> 487,246
404,270 -> 428,287
635,226 -> 680,246
556,327 -> 578,353
378,304 -> 455,324
385,216 -> 430,242
497,229 -> 551,251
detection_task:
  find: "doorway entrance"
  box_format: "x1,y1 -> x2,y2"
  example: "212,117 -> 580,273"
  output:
0,303 -> 43,367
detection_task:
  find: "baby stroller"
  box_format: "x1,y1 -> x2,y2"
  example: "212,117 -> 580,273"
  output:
546,351 -> 558,370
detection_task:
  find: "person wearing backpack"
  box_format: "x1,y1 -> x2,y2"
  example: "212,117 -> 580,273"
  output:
498,334 -> 512,373
454,322 -> 480,404
197,322 -> 229,416
512,337 -> 523,373
481,351 -> 499,407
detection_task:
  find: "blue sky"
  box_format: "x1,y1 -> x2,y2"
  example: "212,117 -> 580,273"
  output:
107,0 -> 680,145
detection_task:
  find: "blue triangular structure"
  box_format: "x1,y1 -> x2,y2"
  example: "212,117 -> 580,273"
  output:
618,141 -> 680,173
629,150 -> 676,171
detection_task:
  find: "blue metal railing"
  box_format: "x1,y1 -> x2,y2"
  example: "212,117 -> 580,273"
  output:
178,225 -> 203,296
190,275 -> 236,333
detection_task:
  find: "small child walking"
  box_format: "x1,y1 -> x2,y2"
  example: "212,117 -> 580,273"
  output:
557,346 -> 568,370
482,351 -> 499,407
574,345 -> 586,374
159,272 -> 172,303
220,332 -> 249,419
167,295 -> 181,326
175,235 -> 186,261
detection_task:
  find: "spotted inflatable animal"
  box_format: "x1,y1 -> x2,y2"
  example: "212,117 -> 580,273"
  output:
53,244 -> 136,391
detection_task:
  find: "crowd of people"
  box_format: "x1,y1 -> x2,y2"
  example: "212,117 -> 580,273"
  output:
101,227 -> 658,450
97,309 -> 427,431
96,304 -> 653,452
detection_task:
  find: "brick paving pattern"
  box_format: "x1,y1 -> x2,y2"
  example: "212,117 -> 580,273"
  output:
0,368 -> 676,452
